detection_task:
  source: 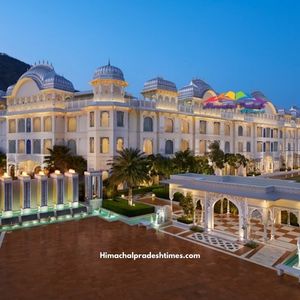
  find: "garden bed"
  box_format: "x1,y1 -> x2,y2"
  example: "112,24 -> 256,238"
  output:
102,198 -> 155,217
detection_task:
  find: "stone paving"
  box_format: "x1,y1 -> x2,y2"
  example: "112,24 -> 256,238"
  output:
1,217 -> 300,300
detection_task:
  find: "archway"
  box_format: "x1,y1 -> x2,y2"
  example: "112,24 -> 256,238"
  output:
249,209 -> 265,241
195,200 -> 203,225
212,198 -> 240,236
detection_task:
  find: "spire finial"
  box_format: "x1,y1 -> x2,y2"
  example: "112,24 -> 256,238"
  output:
108,58 -> 110,66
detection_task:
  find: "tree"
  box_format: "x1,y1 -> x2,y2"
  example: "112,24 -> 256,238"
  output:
191,156 -> 214,174
172,149 -> 195,173
0,152 -> 6,176
44,145 -> 87,175
148,153 -> 174,180
208,141 -> 225,170
109,148 -> 151,206
180,192 -> 194,218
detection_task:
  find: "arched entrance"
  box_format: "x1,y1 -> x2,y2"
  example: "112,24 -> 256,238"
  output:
212,198 -> 240,237
249,209 -> 265,241
195,200 -> 203,225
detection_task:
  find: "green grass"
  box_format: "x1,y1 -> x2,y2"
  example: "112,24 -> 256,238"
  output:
102,198 -> 155,217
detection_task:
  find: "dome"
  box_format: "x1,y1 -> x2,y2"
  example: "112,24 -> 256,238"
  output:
93,61 -> 125,81
178,79 -> 214,100
143,77 -> 177,93
19,63 -> 74,92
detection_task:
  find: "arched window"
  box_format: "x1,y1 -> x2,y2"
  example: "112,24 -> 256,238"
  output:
181,120 -> 189,134
238,142 -> 243,152
26,118 -> 31,132
238,126 -> 243,136
33,140 -> 41,154
9,120 -> 16,133
213,122 -> 220,135
224,124 -> 230,136
67,139 -> 77,155
143,139 -> 153,155
100,137 -> 109,154
165,118 -> 174,133
224,141 -> 230,153
116,137 -> 124,151
100,111 -> 110,127
246,126 -> 251,137
180,139 -> 189,151
165,140 -> 174,155
26,140 -> 31,154
246,142 -> 251,152
67,117 -> 76,132
18,140 -> 25,154
279,130 -> 283,139
143,117 -> 153,132
18,119 -> 25,132
33,117 -> 41,132
44,116 -> 52,132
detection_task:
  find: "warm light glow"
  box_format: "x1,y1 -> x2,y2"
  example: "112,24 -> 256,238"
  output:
3,172 -> 10,178
22,171 -> 28,176
39,171 -> 45,175
69,169 -> 75,174
54,170 -> 61,174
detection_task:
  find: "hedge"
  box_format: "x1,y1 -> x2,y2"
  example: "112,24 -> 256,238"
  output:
152,187 -> 169,199
102,198 -> 155,217
177,216 -> 193,224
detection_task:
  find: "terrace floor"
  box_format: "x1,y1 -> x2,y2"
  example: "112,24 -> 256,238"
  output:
0,217 -> 299,300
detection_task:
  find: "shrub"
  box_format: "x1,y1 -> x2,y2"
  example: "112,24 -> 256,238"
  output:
173,192 -> 185,202
190,225 -> 204,232
245,241 -> 258,249
102,198 -> 154,217
152,187 -> 169,199
177,216 -> 193,224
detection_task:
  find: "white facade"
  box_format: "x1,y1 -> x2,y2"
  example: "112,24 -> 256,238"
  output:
1,62 -> 300,176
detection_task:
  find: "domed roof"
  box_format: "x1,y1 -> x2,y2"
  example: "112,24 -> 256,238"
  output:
143,77 -> 177,93
19,63 -> 74,92
178,79 -> 214,100
93,61 -> 125,81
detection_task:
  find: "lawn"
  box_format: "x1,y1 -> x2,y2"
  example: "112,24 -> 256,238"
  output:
102,198 -> 155,217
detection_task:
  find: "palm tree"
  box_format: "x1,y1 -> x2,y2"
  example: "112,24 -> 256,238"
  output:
172,149 -> 195,173
109,148 -> 151,206
0,152 -> 6,176
148,153 -> 174,180
208,141 -> 225,171
192,156 -> 214,174
44,145 -> 73,173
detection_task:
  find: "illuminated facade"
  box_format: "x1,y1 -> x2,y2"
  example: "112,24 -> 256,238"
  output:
1,62 -> 300,176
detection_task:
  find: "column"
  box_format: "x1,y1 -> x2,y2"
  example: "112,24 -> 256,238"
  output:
220,199 -> 224,214
35,171 -> 48,209
65,169 -> 79,207
227,199 -> 230,214
262,208 -> 269,242
0,173 -> 13,217
193,201 -> 196,225
18,172 -> 31,213
287,211 -> 291,226
204,193 -> 213,232
50,170 -> 64,209
84,171 -> 92,201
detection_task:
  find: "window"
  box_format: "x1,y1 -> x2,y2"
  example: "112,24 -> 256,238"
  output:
271,142 -> 274,152
26,140 -> 31,154
89,137 -> 95,153
257,127 -> 262,137
18,140 -> 25,154
43,139 -> 52,154
26,118 -> 31,132
165,118 -> 174,133
279,130 -> 283,139
224,124 -> 230,136
181,120 -> 189,134
100,137 -> 109,154
263,142 -> 266,152
180,139 -> 189,151
273,129 -> 278,138
8,120 -> 16,133
246,142 -> 251,152
143,117 -> 153,132
8,140 -> 16,153
199,140 -> 207,154
100,111 -> 109,127
117,111 -> 124,127
18,119 -> 25,132
33,140 -> 41,154
116,137 -> 124,151
274,142 -> 278,152
199,120 -> 207,134
238,142 -> 243,152
257,142 -> 262,152
288,143 -> 291,151
246,126 -> 251,137
67,139 -> 77,155
67,117 -> 77,132
165,140 -> 174,154
89,111 -> 95,127
270,129 -> 274,138
33,117 -> 41,132
266,128 -> 270,138
213,122 -> 220,135
44,116 -> 52,132
238,126 -> 243,136
143,139 -> 153,155
224,141 -> 230,153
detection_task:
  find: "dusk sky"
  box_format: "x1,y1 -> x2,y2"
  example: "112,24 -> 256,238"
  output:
1,0 -> 299,108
